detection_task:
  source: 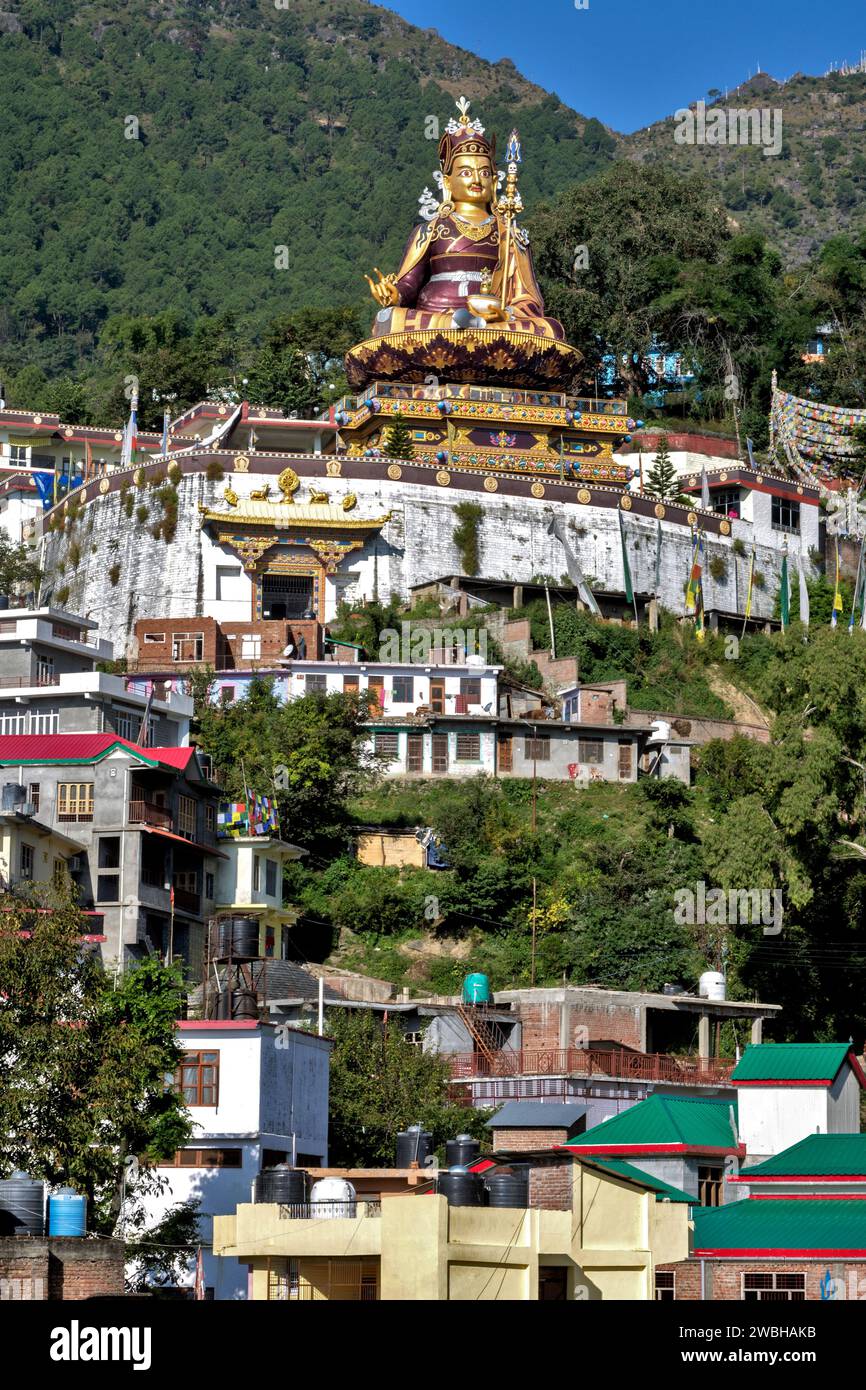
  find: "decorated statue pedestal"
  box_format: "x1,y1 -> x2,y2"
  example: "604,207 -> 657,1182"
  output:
341,98 -> 635,488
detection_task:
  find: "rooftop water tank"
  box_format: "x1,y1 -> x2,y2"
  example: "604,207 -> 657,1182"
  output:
445,1135 -> 480,1169
48,1188 -> 87,1238
215,917 -> 260,962
462,973 -> 490,1006
231,989 -> 259,1020
699,971 -> 726,1002
436,1169 -> 483,1208
395,1124 -> 432,1168
484,1168 -> 529,1210
254,1165 -> 309,1206
0,1171 -> 45,1237
310,1177 -> 356,1219
1,783 -> 26,813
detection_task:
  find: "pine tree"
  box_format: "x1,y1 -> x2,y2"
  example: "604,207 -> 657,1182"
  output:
383,412 -> 415,460
643,436 -> 684,501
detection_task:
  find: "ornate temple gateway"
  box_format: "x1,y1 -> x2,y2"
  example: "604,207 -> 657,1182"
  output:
32,100 -> 816,653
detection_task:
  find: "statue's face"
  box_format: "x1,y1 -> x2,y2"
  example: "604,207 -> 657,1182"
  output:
449,155 -> 494,207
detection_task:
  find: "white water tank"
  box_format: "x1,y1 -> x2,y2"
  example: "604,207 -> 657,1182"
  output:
309,1177 -> 357,1219
699,971 -> 726,1001
646,720 -> 670,745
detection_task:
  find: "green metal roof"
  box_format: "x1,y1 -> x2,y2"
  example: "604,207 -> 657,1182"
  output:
740,1133 -> 866,1179
581,1156 -> 694,1203
693,1198 -> 866,1253
561,1095 -> 739,1153
731,1042 -> 853,1083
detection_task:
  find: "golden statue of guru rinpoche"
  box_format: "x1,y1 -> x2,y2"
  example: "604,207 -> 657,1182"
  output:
345,98 -> 581,391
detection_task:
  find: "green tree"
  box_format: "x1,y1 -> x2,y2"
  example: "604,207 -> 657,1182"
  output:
383,412 -> 415,460
642,436 -> 685,501
0,892 -> 192,1233
0,534 -> 42,600
193,679 -> 377,850
326,1010 -> 489,1166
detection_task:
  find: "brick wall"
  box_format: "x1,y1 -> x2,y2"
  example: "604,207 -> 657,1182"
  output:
493,1127 -> 570,1152
133,616 -> 219,667
220,619 -> 322,666
517,996 -> 645,1052
528,1158 -> 573,1212
132,616 -> 322,669
658,1259 -> 866,1301
0,1238 -> 125,1300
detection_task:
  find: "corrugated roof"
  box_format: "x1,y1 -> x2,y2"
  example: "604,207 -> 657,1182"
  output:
561,1095 -> 739,1154
580,1157 -> 694,1203
732,1042 -> 855,1084
0,733 -> 193,771
693,1198 -> 866,1254
739,1133 -> 866,1179
486,1102 -> 585,1130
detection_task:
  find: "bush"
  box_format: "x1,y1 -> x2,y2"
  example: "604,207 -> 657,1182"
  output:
206,461 -> 225,482
708,555 -> 727,582
108,563 -> 121,587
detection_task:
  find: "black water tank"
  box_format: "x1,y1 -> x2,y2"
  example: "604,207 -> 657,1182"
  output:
0,1171 -> 45,1236
216,917 -> 260,961
484,1168 -> 529,1209
232,989 -> 258,1021
437,1169 -> 483,1207
445,1134 -> 480,1169
254,1165 -> 309,1205
395,1124 -> 432,1168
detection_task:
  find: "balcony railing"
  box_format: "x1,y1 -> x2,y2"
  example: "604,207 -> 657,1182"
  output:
448,1049 -> 735,1087
0,675 -> 60,688
278,1200 -> 382,1220
128,800 -> 173,830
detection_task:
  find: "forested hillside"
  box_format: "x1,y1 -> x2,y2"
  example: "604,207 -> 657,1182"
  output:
0,0 -> 613,383
621,70 -> 866,264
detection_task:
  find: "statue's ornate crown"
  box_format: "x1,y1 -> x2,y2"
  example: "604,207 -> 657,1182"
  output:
438,96 -> 496,174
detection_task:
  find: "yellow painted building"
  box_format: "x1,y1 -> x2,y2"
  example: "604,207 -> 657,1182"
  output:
0,808 -> 79,892
213,1158 -> 691,1301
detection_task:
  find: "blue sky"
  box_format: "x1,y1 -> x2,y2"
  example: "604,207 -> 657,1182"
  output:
381,0 -> 866,133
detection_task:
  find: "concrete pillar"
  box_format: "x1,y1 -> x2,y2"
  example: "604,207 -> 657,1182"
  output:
698,1012 -> 711,1059
513,585 -> 524,609
750,1015 -> 763,1044
648,596 -> 659,632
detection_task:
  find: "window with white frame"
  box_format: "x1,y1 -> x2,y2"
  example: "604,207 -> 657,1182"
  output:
743,1272 -> 805,1301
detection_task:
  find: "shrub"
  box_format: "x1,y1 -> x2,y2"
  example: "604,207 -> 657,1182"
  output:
753,570 -> 766,590
452,502 -> 483,576
206,461 -> 225,482
731,538 -> 746,557
108,563 -> 121,587
708,555 -> 727,582
167,462 -> 182,484
136,504 -> 149,524
68,541 -> 81,569
55,584 -> 70,606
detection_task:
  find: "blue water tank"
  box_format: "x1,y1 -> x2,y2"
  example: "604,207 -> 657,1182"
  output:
48,1188 -> 87,1237
462,973 -> 490,1005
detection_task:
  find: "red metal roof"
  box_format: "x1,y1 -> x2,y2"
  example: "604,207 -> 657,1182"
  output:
0,733 -> 195,771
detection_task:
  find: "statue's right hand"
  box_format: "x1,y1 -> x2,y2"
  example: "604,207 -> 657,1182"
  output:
364,267 -> 399,307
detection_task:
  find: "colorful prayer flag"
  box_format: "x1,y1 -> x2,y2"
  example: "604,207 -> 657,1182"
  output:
832,539 -> 843,628
685,531 -> 704,617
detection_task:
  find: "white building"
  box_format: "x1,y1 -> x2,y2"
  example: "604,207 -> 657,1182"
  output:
214,832 -> 307,959
143,1019 -> 331,1300
0,606 -> 192,745
733,1042 -> 865,1162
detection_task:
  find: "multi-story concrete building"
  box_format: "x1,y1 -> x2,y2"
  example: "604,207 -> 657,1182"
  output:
140,1019 -> 331,1301
0,733 -> 223,970
0,606 -> 191,745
